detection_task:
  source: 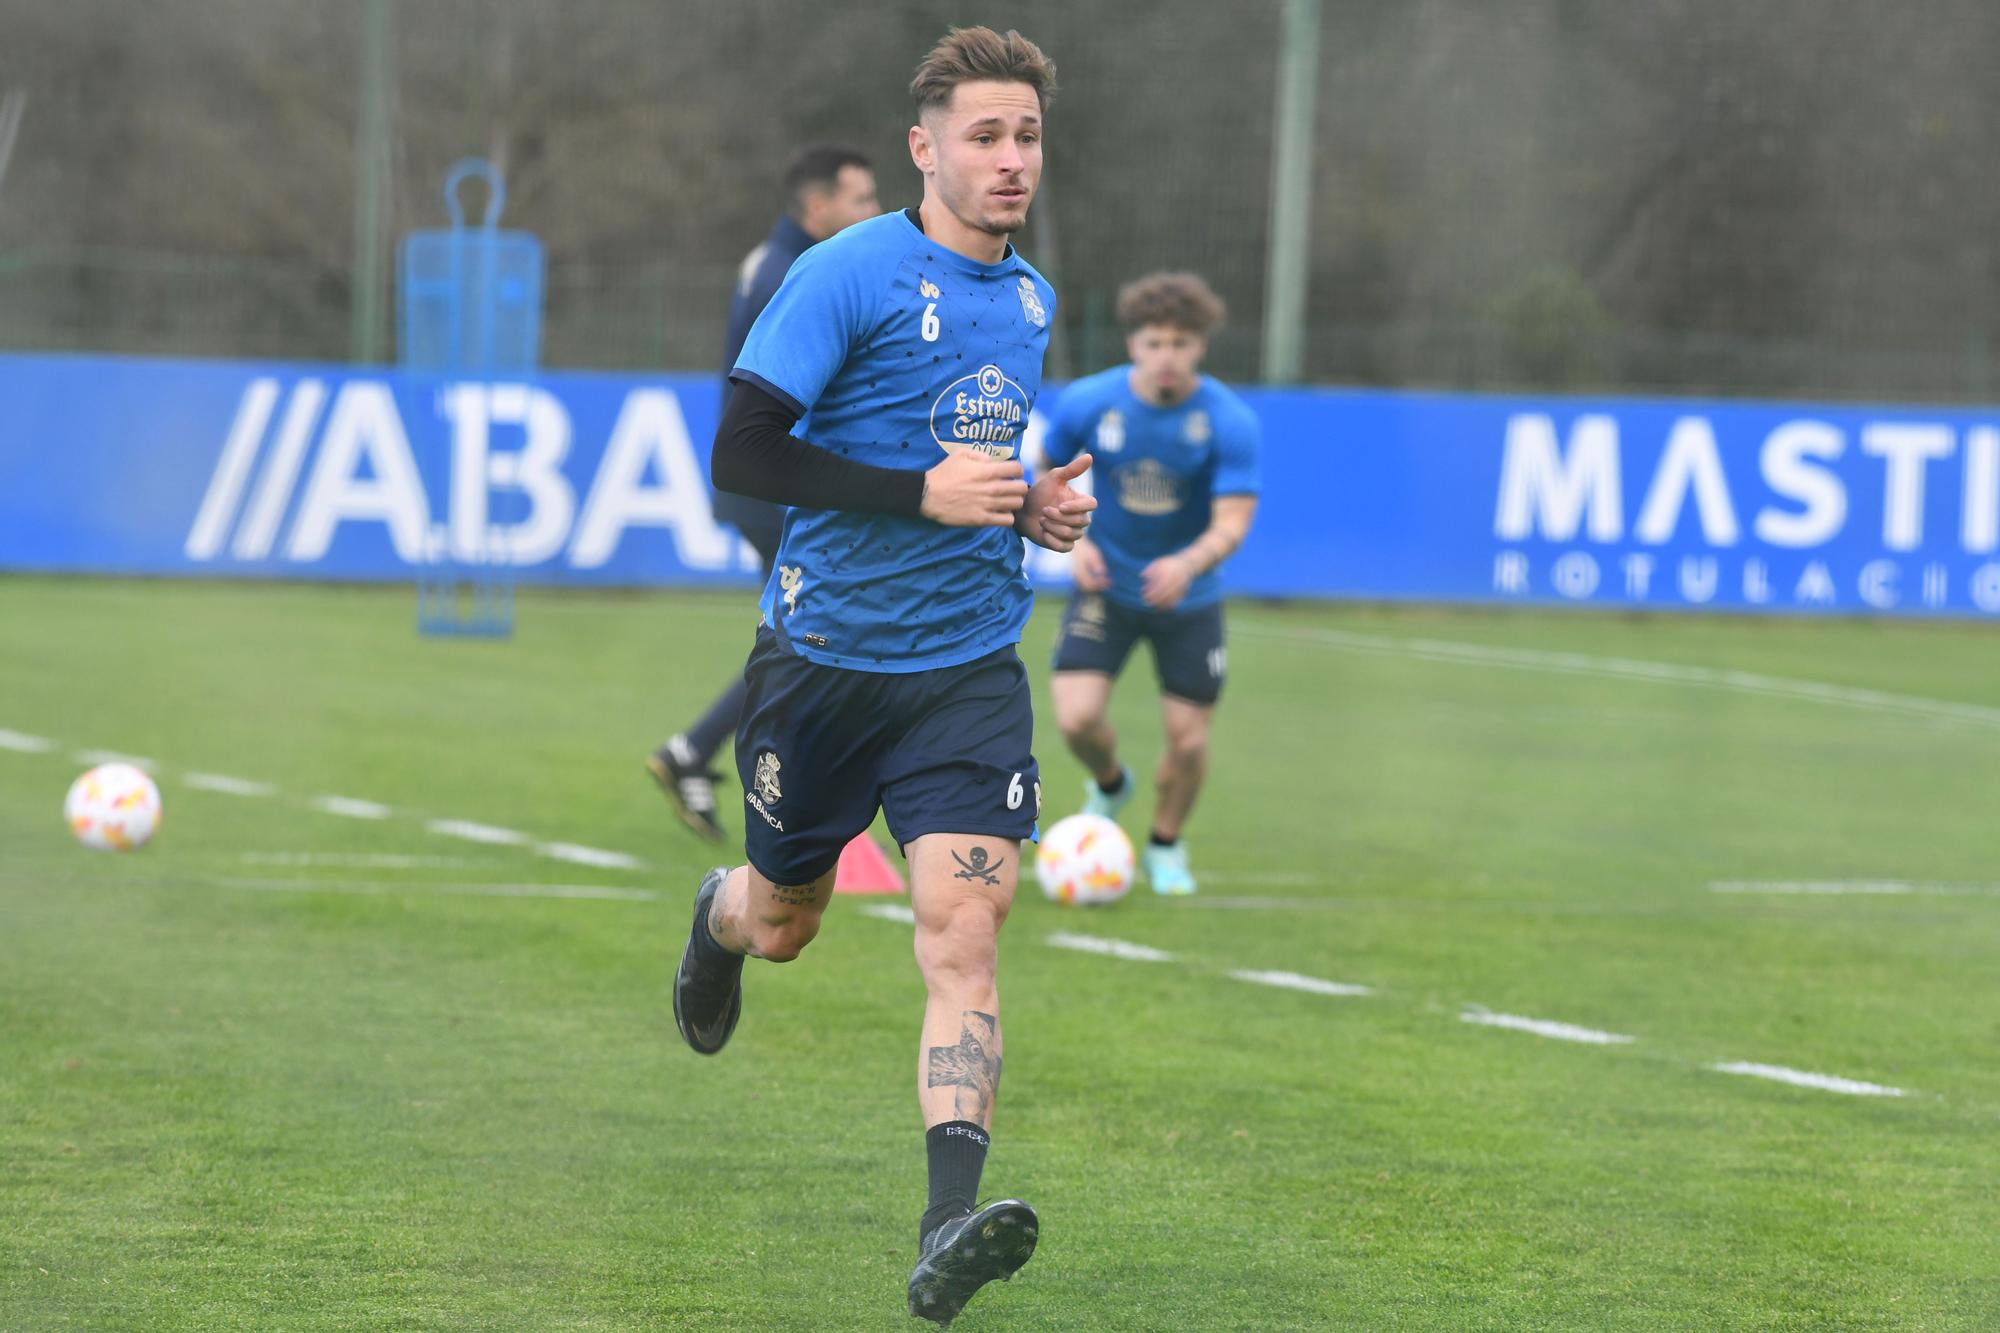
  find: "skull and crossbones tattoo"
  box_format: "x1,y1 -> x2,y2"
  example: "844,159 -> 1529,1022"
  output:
950,846 -> 1004,885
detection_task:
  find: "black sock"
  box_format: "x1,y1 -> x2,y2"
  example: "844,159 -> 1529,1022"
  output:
920,1121 -> 989,1244
1149,831 -> 1177,848
1097,768 -> 1128,796
691,887 -> 745,966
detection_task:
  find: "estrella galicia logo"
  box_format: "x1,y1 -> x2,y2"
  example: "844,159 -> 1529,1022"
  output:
1117,458 -> 1184,516
930,362 -> 1030,458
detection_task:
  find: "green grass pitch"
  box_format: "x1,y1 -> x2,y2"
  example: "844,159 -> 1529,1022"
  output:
3,575 -> 1997,1329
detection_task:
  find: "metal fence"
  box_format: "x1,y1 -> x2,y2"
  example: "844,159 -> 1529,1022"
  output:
2,0 -> 1997,400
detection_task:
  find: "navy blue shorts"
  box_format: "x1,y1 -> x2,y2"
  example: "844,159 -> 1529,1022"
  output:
1050,594 -> 1227,705
734,627 -> 1041,885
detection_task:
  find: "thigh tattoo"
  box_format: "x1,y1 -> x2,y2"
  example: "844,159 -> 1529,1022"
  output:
950,845 -> 1005,885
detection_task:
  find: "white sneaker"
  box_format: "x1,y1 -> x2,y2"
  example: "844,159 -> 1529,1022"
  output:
1145,841 -> 1196,896
1081,766 -> 1134,820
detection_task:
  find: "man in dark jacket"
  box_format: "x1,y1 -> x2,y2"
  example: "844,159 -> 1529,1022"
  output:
649,144 -> 879,841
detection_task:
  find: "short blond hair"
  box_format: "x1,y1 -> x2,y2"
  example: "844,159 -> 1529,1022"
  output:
910,26 -> 1057,117
1117,272 -> 1226,335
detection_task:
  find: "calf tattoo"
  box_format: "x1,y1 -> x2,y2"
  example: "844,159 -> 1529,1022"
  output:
927,1010 -> 1002,1120
951,846 -> 1004,885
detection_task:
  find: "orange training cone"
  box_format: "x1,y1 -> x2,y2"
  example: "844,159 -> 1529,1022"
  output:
834,832 -> 905,894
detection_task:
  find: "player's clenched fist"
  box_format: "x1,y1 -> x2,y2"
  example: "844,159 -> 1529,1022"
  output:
1016,452 -> 1097,553
921,450 -> 1030,528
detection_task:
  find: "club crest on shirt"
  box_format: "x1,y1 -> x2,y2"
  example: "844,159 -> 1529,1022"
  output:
1095,409 -> 1125,453
1017,276 -> 1046,328
930,362 -> 1029,458
1184,409 -> 1212,445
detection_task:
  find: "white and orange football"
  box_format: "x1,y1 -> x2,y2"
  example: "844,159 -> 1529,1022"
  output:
1035,813 -> 1134,906
64,763 -> 162,851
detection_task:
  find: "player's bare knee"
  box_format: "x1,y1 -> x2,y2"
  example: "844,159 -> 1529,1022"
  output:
1055,703 -> 1100,744
918,902 -> 1001,958
920,943 -> 997,994
915,899 -> 1001,985
749,909 -> 821,962
1167,737 -> 1208,770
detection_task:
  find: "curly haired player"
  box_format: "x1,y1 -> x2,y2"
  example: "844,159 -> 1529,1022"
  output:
1041,272 -> 1262,895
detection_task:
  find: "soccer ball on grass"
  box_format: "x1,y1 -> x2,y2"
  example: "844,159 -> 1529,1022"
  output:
65,763 -> 162,851
1034,813 -> 1133,906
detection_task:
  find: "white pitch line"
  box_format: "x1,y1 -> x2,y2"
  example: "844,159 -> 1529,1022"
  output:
1045,931 -> 1174,963
1709,1061 -> 1906,1098
1461,1009 -> 1635,1045
49,738 -> 645,872
25,728 -> 1937,1104
826,860 -> 1940,1104
1230,969 -> 1373,997
536,841 -> 647,871
1711,880 -> 2000,897
183,772 -> 277,798
1018,862 -> 1316,890
1198,871 -> 1320,887
1239,622 -> 2000,732
310,794 -> 390,820
425,818 -> 530,846
1171,896 -> 1351,912
75,748 -> 154,769
241,852 -> 473,869
223,877 -> 658,903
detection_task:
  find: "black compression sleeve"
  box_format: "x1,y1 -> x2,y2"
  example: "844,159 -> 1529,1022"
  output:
711,379 -> 927,517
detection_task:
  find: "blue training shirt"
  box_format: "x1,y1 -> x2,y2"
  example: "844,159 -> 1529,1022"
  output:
731,210 -> 1056,672
1041,366 -> 1262,610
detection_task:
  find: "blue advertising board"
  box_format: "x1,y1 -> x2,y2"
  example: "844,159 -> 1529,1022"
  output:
6,351 -> 2000,617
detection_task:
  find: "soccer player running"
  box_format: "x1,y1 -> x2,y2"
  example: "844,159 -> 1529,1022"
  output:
670,27 -> 1090,1326
1041,274 -> 1261,896
647,144 -> 880,842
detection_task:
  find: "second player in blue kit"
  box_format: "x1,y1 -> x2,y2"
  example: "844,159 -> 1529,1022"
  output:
1041,272 -> 1262,896
669,26 -> 1095,1327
